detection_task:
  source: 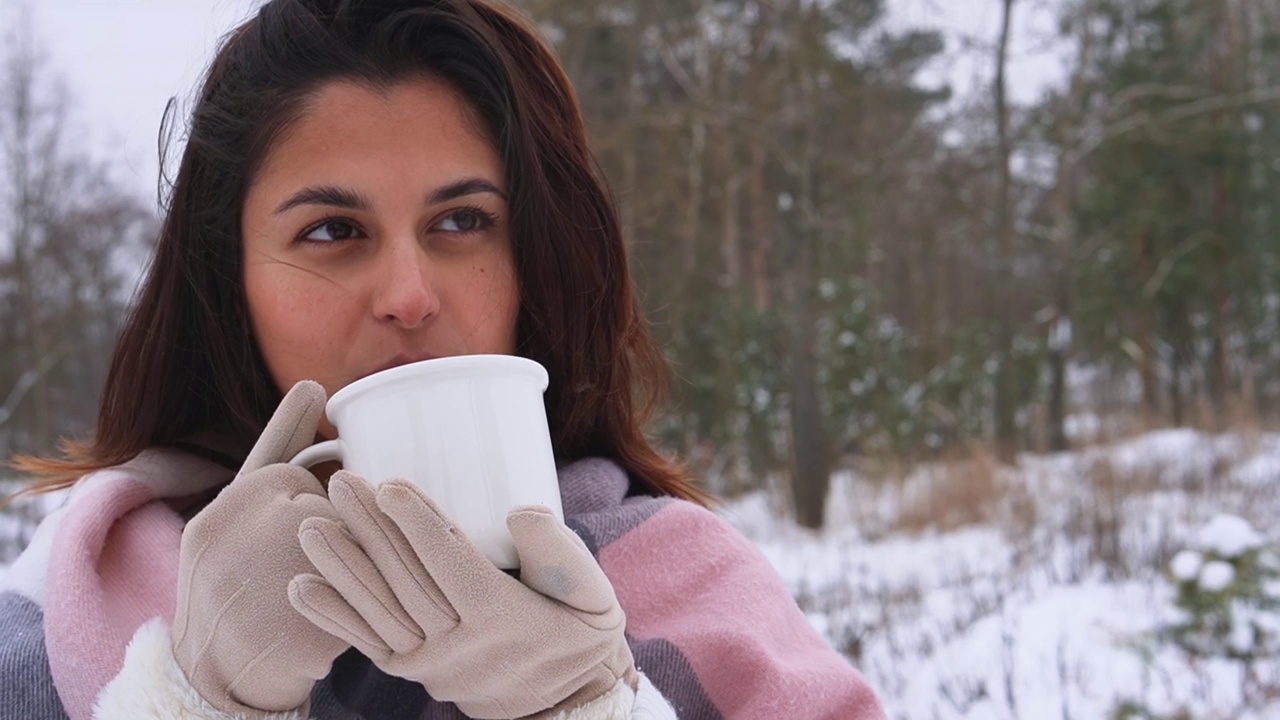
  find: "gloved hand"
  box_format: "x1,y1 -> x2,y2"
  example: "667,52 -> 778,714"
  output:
172,381 -> 351,716
288,472 -> 638,719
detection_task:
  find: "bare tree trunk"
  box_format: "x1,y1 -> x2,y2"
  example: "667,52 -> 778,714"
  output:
719,148 -> 742,287
1207,0 -> 1239,429
3,19 -> 58,453
932,224 -> 953,362
992,0 -> 1018,461
1170,340 -> 1185,427
787,9 -> 830,530
787,177 -> 828,528
907,219 -> 932,364
1047,0 -> 1097,452
712,50 -> 745,491
1208,178 -> 1231,429
683,2 -> 709,277
745,2 -> 775,315
1136,229 -> 1160,425
788,281 -> 827,528
620,39 -> 640,251
748,136 -> 771,312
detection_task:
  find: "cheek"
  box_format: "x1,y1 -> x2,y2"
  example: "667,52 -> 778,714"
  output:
245,269 -> 355,383
480,255 -> 521,351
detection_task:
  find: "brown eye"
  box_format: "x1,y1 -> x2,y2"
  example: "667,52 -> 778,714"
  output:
303,220 -> 363,243
452,212 -> 482,232
437,207 -> 497,234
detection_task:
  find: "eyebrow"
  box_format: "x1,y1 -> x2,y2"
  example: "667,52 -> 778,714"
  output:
428,178 -> 507,204
273,186 -> 371,215
273,177 -> 507,216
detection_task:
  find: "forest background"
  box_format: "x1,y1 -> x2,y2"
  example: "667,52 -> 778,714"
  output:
0,0 -> 1277,535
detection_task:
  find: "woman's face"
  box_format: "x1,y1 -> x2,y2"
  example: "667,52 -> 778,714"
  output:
242,77 -> 519,437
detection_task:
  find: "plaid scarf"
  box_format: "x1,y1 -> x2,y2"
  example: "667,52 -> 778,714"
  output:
0,450 -> 884,719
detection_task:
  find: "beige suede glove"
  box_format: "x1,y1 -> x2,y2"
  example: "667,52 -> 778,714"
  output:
288,472 -> 638,719
172,381 -> 350,716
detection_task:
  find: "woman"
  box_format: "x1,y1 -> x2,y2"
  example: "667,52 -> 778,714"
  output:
0,1 -> 886,718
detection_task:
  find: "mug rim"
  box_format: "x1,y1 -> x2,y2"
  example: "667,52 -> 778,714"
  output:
326,354 -> 549,414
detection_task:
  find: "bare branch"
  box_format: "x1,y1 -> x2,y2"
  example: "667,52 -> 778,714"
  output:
1080,85 -> 1280,157
0,342 -> 68,428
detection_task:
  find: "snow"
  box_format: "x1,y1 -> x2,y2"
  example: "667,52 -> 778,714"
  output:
721,427 -> 1280,719
1199,561 -> 1236,593
1230,611 -> 1256,654
1196,514 -> 1264,558
3,428 -> 1279,717
1170,550 -> 1203,581
0,478 -> 66,566
1063,412 -> 1100,441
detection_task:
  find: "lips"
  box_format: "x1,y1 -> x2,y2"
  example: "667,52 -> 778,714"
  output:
374,352 -> 441,375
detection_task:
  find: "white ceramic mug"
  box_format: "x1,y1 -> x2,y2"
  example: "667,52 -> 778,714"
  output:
289,354 -> 563,569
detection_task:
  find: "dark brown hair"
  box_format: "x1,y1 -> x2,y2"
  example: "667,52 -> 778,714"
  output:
14,0 -> 711,506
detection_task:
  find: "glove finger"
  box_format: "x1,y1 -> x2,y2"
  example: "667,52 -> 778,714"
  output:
327,472 -> 459,633
507,505 -> 619,618
325,474 -> 460,630
375,479 -> 511,614
289,574 -> 392,662
298,517 -> 424,654
241,380 -> 328,474
184,465 -> 330,543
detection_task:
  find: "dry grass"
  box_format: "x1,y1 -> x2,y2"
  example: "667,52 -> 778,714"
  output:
897,443 -> 1002,534
806,416 -> 1280,720
873,427 -> 1263,582
997,476 -> 1039,567
1083,457 -> 1130,577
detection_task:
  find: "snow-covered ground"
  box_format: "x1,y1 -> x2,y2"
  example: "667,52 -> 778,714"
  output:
723,428 -> 1280,719
0,482 -> 62,566
3,429 -> 1278,717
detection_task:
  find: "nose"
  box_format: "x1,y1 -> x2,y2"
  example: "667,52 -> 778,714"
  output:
372,238 -> 438,329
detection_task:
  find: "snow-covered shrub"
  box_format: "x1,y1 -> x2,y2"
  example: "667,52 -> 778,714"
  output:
1113,514 -> 1280,719
1164,515 -> 1278,663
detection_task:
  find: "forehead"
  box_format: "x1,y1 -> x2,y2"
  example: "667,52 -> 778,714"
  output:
248,76 -> 502,197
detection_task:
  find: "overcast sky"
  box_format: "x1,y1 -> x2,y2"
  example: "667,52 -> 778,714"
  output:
9,0 -> 1068,204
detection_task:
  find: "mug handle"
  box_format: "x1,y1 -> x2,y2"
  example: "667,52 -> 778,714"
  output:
290,440 -> 342,469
